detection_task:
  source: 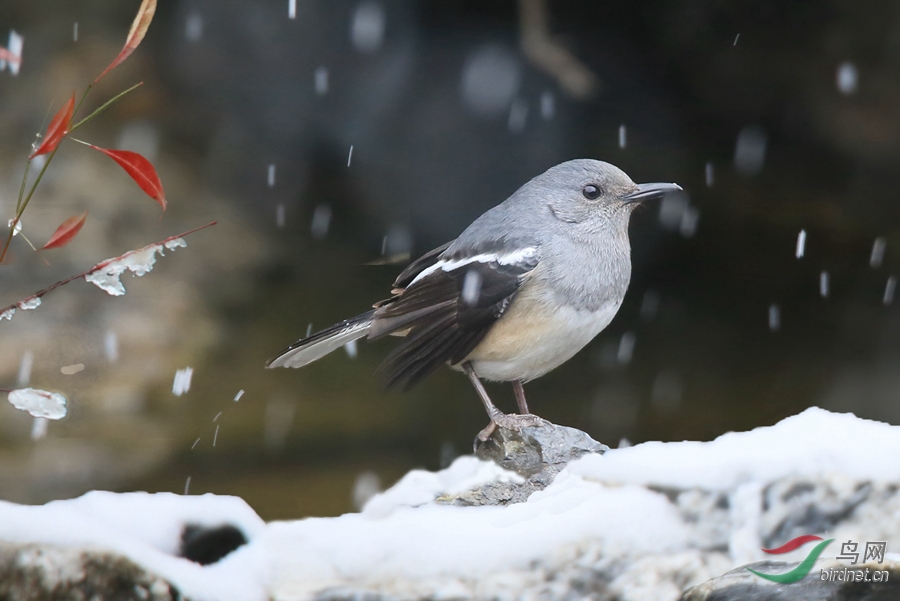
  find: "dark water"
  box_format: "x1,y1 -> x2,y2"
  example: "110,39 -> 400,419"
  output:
1,1 -> 900,520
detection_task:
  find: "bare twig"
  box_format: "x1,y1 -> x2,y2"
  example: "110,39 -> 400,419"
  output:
0,221 -> 217,317
518,0 -> 599,99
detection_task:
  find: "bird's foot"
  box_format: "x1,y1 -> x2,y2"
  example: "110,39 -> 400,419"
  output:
476,412 -> 545,442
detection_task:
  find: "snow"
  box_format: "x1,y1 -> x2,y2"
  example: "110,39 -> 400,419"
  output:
1,408 -> 899,601
0,307 -> 15,320
568,408 -> 900,489
0,492 -> 268,601
884,276 -> 896,305
172,367 -> 194,396
85,239 -> 187,296
837,61 -> 858,95
3,30 -> 23,75
17,296 -> 41,310
870,237 -> 886,267
7,388 -> 67,419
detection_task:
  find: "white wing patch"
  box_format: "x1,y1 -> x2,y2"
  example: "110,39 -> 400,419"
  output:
409,247 -> 539,286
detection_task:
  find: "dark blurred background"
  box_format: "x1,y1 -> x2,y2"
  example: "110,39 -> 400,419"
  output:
1,0 -> 899,519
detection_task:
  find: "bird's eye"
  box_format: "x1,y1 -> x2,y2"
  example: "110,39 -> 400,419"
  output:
582,184 -> 601,200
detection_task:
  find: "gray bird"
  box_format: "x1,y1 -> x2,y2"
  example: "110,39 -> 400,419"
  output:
267,159 -> 680,439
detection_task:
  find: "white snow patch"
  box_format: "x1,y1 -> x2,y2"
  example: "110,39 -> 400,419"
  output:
17,296 -> 41,310
0,307 -> 15,321
362,456 -> 523,518
0,491 -> 268,601
85,239 -> 186,296
568,407 -> 900,489
7,388 -> 67,419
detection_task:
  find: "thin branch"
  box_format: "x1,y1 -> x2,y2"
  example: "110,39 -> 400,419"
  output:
69,82 -> 143,133
0,221 -> 216,316
0,146 -> 60,263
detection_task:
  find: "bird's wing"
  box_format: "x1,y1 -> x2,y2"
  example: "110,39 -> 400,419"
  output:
370,245 -> 541,389
391,241 -> 452,289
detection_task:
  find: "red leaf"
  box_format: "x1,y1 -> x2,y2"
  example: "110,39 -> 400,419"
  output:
94,0 -> 157,83
89,146 -> 166,209
42,211 -> 88,250
29,93 -> 75,159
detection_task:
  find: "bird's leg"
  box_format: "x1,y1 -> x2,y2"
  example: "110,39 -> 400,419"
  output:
462,362 -> 543,441
512,380 -> 529,414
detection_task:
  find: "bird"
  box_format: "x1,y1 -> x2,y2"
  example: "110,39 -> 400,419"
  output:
267,159 -> 681,440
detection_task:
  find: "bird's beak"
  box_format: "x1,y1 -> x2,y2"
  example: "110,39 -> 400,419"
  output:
622,182 -> 682,204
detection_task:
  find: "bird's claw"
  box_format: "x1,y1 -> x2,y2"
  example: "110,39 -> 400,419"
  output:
477,412 -> 544,441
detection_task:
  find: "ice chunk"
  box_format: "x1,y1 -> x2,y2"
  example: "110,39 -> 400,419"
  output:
7,219 -> 21,236
8,388 -> 67,419
172,367 -> 193,396
0,307 -> 16,321
85,239 -> 186,296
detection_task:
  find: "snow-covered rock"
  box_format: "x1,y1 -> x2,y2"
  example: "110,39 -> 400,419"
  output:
1,408 -> 899,600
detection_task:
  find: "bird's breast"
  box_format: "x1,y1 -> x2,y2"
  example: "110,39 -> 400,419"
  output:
460,290 -> 622,382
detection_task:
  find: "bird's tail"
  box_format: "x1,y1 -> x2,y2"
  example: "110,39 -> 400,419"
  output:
266,310 -> 375,369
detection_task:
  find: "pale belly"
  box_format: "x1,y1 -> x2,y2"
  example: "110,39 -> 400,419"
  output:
456,293 -> 622,382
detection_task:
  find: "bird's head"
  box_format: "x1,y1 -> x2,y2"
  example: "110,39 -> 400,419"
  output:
538,159 -> 681,227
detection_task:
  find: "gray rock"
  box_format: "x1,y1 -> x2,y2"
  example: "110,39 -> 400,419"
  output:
437,420 -> 608,506
682,559 -> 900,601
0,542 -> 177,601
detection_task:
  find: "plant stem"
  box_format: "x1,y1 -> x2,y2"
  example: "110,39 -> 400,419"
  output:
15,158 -> 31,214
69,82 -> 143,133
0,146 -> 59,263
